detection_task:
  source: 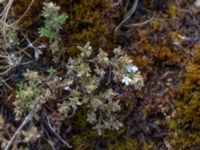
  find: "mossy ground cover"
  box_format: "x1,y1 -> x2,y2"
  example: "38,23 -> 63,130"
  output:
0,0 -> 200,149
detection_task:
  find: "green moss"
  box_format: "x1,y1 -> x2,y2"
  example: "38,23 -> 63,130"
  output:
107,136 -> 157,150
151,20 -> 161,30
63,108 -> 157,149
73,131 -> 157,150
67,110 -> 157,150
169,50 -> 200,149
107,136 -> 137,150
168,119 -> 177,130
168,6 -> 177,19
73,136 -> 93,150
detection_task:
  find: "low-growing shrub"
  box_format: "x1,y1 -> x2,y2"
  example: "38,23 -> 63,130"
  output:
14,42 -> 144,136
38,2 -> 68,42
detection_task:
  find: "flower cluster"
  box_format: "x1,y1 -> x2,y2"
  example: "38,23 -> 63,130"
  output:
58,42 -> 144,134
111,47 -> 144,89
86,89 -> 122,135
0,23 -> 19,49
14,42 -> 144,135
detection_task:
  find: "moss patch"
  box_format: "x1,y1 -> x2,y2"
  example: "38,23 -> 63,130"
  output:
168,47 -> 200,149
13,0 -> 119,57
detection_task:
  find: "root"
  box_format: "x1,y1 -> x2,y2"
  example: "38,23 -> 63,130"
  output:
115,0 -> 138,32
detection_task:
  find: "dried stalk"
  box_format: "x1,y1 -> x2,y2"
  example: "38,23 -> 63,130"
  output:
115,0 -> 138,32
45,114 -> 72,149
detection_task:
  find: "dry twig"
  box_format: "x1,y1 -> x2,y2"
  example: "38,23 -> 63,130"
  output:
115,0 -> 138,32
45,113 -> 72,149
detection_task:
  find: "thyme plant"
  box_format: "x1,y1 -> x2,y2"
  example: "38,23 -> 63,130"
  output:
14,42 -> 144,136
38,2 -> 68,42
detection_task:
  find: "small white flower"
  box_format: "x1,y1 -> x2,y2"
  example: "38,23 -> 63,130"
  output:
48,2 -> 55,8
9,39 -> 14,44
122,76 -> 132,86
64,86 -> 70,91
38,44 -> 47,49
34,49 -> 42,61
28,43 -> 34,47
127,65 -> 138,73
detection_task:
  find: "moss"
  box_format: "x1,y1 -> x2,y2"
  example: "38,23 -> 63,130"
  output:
151,20 -> 161,30
107,135 -> 157,150
128,24 -> 184,71
73,131 -> 157,150
13,0 -> 119,57
13,0 -> 43,35
168,48 -> 200,149
73,135 -> 94,150
63,108 -> 157,149
133,42 -> 181,71
168,119 -> 177,130
167,6 -> 177,19
107,136 -> 137,150
62,0 -> 119,55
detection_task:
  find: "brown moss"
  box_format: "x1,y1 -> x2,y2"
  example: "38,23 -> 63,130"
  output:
13,0 -> 119,57
131,42 -> 181,72
62,0 -> 119,55
12,0 -> 43,36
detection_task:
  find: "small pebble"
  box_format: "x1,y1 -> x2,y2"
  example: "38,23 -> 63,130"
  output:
0,0 -> 5,4
195,0 -> 200,7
